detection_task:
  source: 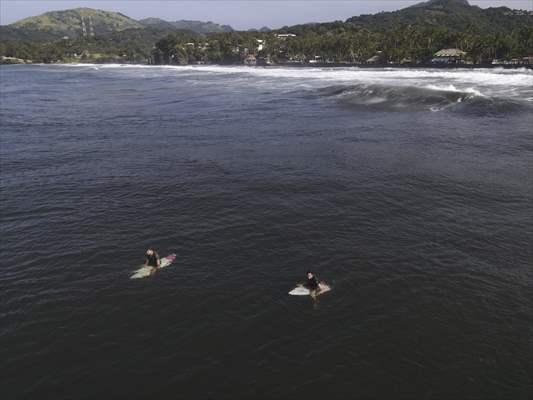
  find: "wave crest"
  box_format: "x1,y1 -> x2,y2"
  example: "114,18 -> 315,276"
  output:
317,83 -> 530,113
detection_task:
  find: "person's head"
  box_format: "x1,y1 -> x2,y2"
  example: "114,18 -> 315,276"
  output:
307,271 -> 314,279
147,247 -> 155,255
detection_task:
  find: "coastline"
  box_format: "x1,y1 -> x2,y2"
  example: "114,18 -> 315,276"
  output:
2,61 -> 532,70
268,62 -> 533,70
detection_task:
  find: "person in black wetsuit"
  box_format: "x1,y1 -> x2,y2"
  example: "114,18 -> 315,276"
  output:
305,271 -> 321,297
144,247 -> 160,274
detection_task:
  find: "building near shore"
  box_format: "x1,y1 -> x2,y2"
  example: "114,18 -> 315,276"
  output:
244,55 -> 257,66
366,51 -> 385,64
0,56 -> 31,64
257,56 -> 273,66
309,56 -> 324,64
287,55 -> 305,64
432,48 -> 466,64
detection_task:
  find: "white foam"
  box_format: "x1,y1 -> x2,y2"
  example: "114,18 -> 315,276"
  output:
50,64 -> 533,100
423,84 -> 485,97
160,65 -> 533,88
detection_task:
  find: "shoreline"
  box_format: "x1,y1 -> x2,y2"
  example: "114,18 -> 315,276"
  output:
269,62 -> 533,70
281,62 -> 533,70
2,61 -> 532,70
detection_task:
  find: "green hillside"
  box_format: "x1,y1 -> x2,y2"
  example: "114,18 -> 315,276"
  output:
2,9 -> 233,41
346,0 -> 533,34
170,20 -> 233,33
138,18 -> 177,31
139,18 -> 233,33
9,8 -> 144,39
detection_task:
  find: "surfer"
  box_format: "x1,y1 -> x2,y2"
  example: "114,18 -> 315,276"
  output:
144,247 -> 160,275
304,271 -> 321,297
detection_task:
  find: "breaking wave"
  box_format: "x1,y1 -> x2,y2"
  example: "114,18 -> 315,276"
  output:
49,64 -> 533,113
315,83 -> 531,113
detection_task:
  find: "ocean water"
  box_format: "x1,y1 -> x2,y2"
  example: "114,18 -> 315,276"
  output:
1,64 -> 532,399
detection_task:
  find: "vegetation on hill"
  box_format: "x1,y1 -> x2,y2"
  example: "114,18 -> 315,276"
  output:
2,8 -> 234,43
0,7 -> 234,63
1,26 -> 184,63
150,24 -> 531,66
8,8 -> 144,40
345,0 -> 531,35
139,18 -> 233,33
154,0 -> 532,66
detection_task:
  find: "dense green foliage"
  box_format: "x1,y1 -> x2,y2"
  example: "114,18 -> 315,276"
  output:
1,0 -> 532,64
0,27 -> 181,63
0,7 -> 233,63
154,15 -> 532,65
267,23 -> 533,63
346,0 -> 528,35
266,0 -> 533,63
139,18 -> 233,33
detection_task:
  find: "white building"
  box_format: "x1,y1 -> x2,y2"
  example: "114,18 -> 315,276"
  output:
276,34 -> 296,39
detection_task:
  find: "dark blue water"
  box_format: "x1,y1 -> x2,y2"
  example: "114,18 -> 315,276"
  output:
1,64 -> 532,399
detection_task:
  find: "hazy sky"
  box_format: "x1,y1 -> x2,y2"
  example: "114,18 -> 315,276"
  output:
1,0 -> 532,29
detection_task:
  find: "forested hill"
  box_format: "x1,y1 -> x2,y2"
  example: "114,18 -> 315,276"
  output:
139,18 -> 233,33
2,8 -> 234,41
345,0 -> 532,34
7,8 -> 144,40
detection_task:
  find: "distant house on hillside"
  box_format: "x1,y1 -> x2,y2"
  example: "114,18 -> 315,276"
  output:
276,33 -> 296,39
431,48 -> 466,64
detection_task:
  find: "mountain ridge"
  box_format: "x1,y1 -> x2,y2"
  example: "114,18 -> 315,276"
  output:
345,0 -> 530,34
8,8 -> 144,39
139,18 -> 233,33
408,0 -> 471,9
4,7 -> 234,40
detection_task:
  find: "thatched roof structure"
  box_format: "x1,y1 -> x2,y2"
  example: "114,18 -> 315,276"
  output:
434,48 -> 466,57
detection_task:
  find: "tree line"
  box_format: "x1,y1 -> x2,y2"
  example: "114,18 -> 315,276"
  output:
152,24 -> 533,65
1,22 -> 532,64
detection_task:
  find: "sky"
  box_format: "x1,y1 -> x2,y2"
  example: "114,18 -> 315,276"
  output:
1,0 -> 532,29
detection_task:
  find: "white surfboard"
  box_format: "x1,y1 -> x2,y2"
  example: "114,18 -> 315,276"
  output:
130,253 -> 176,279
289,283 -> 331,296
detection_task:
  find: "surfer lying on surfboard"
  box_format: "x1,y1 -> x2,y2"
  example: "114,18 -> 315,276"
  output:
144,247 -> 160,275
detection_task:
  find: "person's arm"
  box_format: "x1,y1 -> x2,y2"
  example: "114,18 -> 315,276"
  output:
156,253 -> 161,267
